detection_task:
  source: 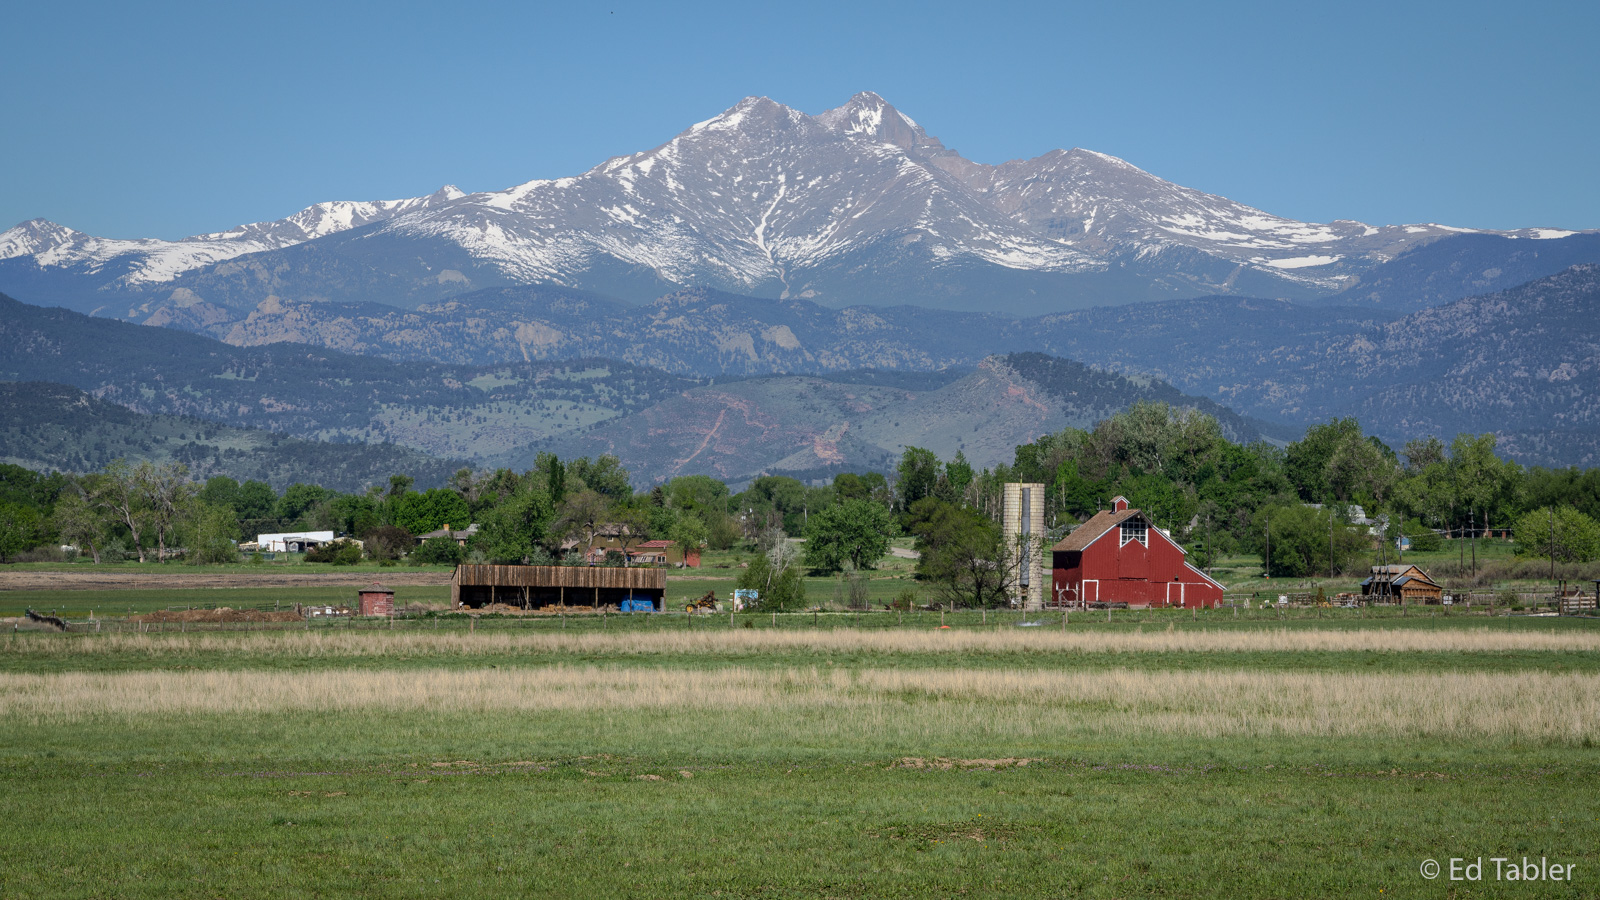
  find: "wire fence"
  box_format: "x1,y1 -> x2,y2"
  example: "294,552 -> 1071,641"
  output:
21,597 -> 1599,635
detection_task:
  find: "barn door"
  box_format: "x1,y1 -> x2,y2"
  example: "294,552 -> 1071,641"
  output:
1167,582 -> 1184,608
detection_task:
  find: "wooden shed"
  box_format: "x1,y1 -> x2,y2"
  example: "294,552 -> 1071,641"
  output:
357,582 -> 394,617
451,564 -> 666,610
1361,564 -> 1444,604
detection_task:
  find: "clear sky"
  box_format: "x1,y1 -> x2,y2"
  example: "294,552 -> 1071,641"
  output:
3,0 -> 1595,239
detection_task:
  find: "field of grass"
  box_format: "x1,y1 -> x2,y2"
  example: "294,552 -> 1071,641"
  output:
0,585 -> 454,619
2,613 -> 1598,898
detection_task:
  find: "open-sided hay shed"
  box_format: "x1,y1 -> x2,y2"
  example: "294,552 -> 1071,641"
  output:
451,565 -> 666,610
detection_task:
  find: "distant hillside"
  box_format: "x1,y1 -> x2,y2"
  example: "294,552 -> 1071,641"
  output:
1334,265 -> 1600,447
148,285 -> 1008,376
0,292 -> 698,460
8,267 -> 1600,475
1322,232 -> 1600,314
509,376 -> 914,485
531,354 -> 1271,487
127,270 -> 1600,465
999,353 -> 1291,442
0,382 -> 460,491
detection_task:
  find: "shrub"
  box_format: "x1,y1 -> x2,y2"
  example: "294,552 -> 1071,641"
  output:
186,503 -> 241,565
1513,506 -> 1600,563
1401,518 -> 1443,552
13,545 -> 68,563
411,536 -> 465,566
306,539 -> 364,566
737,552 -> 806,611
361,525 -> 414,562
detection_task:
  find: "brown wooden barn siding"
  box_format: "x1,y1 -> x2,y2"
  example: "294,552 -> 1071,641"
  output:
451,565 -> 666,608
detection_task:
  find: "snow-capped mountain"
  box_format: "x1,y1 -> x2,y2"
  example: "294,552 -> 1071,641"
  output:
1,93 -> 1589,316
0,187 -> 464,308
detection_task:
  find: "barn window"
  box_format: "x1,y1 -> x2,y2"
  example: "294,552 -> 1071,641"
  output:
1120,519 -> 1148,546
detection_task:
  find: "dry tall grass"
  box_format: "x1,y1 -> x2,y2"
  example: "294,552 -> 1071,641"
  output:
7,626 -> 1598,659
3,666 -> 1595,743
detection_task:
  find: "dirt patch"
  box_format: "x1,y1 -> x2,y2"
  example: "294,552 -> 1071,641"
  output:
892,757 -> 1037,770
0,570 -> 454,592
1,616 -> 59,632
475,603 -> 615,616
130,607 -> 305,624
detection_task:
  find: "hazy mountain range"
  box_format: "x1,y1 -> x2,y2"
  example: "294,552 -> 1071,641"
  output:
5,93 -> 1595,320
0,382 -> 462,493
111,264 -> 1600,467
1,91 -> 1596,483
0,292 -> 1283,486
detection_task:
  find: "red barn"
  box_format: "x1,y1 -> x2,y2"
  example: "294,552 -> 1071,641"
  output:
1051,496 -> 1224,608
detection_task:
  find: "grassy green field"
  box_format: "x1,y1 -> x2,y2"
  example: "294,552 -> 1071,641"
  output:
2,618 -> 1597,898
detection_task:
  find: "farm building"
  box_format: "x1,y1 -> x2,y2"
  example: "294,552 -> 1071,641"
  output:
1361,564 -> 1444,604
255,530 -> 335,552
415,524 -> 478,546
629,540 -> 702,567
357,582 -> 394,616
451,564 -> 666,610
1051,496 -> 1224,608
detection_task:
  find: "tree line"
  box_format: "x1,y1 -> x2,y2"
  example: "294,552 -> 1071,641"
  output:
3,404 -> 1599,600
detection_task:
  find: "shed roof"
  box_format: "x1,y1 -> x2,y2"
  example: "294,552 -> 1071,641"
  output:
452,564 -> 665,590
1366,564 -> 1440,587
1052,508 -> 1143,552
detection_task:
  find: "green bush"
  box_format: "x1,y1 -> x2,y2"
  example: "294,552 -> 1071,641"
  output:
412,535 -> 465,566
1513,506 -> 1600,563
306,539 -> 363,565
1401,518 -> 1443,553
737,553 -> 806,611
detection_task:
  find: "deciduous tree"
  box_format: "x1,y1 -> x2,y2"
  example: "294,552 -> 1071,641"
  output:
803,498 -> 894,573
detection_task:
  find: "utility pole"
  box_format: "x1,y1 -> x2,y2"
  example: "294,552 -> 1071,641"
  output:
1471,506 -> 1477,580
1328,510 -> 1335,578
1264,515 -> 1270,580
1550,506 -> 1557,581
1206,513 -> 1213,577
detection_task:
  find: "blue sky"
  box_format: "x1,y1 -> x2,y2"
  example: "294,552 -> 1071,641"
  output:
3,0 -> 1596,239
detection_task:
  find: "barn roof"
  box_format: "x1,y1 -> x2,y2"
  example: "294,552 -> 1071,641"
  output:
1052,508 -> 1143,552
1365,564 -> 1440,587
1182,561 -> 1226,591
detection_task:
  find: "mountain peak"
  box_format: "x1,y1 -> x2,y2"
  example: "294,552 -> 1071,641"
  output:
816,91 -> 942,155
688,95 -> 798,135
0,218 -> 84,259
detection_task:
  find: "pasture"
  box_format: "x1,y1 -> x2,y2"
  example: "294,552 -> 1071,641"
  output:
2,615 -> 1597,898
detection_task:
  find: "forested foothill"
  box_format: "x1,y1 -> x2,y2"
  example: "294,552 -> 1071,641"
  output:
6,402 -> 1599,603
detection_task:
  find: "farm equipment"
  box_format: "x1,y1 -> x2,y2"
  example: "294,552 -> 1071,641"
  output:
686,591 -> 720,613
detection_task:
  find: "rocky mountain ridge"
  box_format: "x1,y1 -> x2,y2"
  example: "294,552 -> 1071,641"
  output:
5,93 -> 1590,317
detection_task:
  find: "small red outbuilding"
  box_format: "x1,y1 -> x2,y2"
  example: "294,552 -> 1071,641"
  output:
1051,496 -> 1224,609
357,582 -> 395,617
